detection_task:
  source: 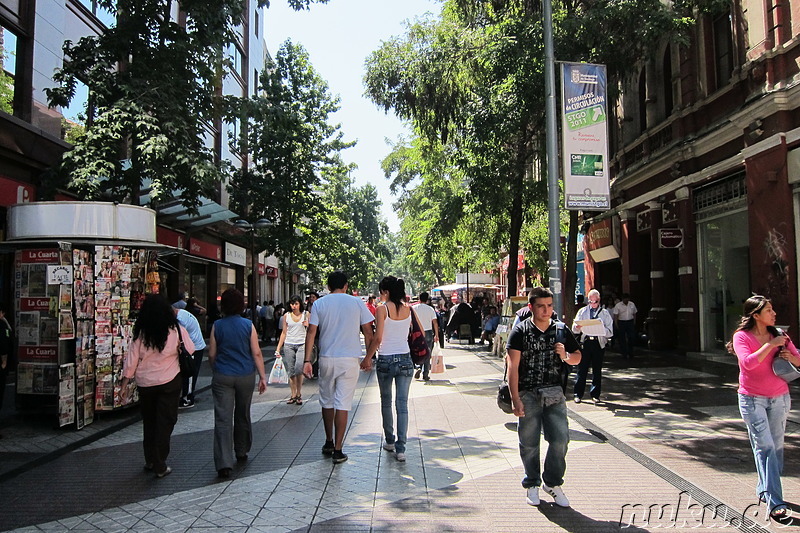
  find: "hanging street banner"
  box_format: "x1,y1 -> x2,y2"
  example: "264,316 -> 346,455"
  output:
560,62 -> 611,211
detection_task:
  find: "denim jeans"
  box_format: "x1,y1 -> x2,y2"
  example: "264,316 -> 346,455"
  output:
518,389 -> 570,488
738,392 -> 791,511
420,330 -> 435,378
182,348 -> 205,400
376,353 -> 414,453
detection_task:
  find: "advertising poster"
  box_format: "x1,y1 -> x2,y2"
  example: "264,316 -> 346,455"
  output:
560,62 -> 611,210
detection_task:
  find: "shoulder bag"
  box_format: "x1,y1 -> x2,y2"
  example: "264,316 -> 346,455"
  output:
177,327 -> 196,378
497,361 -> 514,413
408,308 -> 431,365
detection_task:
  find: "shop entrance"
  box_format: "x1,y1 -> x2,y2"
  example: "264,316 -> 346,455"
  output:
698,209 -> 750,351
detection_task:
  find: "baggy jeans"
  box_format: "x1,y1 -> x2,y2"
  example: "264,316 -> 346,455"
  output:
212,371 -> 256,470
518,389 -> 570,488
738,392 -> 790,512
376,353 -> 414,453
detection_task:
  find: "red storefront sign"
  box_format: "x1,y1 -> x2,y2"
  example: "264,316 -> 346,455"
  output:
188,238 -> 222,261
18,249 -> 60,264
501,252 -> 525,271
18,345 -> 58,363
258,263 -> 265,275
267,266 -> 278,279
586,218 -> 613,251
19,297 -> 53,311
0,176 -> 35,206
157,226 -> 187,250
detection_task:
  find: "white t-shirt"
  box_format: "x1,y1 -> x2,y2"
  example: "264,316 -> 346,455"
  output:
309,293 -> 374,358
613,301 -> 637,321
413,303 -> 437,332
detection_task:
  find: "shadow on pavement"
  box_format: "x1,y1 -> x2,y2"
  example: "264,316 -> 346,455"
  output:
539,505 -> 650,532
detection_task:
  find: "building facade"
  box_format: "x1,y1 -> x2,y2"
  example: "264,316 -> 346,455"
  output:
583,1 -> 800,353
0,0 -> 282,317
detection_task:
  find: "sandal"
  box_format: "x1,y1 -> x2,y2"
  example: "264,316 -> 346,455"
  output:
295,396 -> 303,405
287,397 -> 297,404
771,508 -> 789,519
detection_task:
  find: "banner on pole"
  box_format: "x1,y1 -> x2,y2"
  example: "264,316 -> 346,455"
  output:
560,62 -> 610,211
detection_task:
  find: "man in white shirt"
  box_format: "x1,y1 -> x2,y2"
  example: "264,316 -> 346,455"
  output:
303,271 -> 374,465
612,293 -> 638,360
571,289 -> 613,404
412,292 -> 439,381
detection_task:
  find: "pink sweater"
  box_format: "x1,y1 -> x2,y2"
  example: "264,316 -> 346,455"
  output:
733,329 -> 798,397
124,326 -> 195,387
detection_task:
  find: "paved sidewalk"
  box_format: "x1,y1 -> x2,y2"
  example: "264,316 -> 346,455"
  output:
0,342 -> 798,532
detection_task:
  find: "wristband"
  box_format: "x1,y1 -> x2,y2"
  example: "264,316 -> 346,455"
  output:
304,360 -> 311,364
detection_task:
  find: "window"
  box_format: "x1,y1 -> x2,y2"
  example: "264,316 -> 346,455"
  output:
77,0 -> 116,27
254,10 -> 259,37
662,47 -> 673,118
253,68 -> 258,96
227,43 -> 243,78
0,26 -> 17,114
713,11 -> 734,89
638,69 -> 647,133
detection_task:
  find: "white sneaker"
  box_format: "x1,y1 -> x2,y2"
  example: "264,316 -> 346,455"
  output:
526,487 -> 540,506
542,484 -> 570,507
383,441 -> 395,452
395,452 -> 406,462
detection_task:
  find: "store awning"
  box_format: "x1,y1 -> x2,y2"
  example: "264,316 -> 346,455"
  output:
431,283 -> 500,292
139,180 -> 238,230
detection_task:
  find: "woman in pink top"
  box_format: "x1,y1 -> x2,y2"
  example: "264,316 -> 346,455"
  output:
728,295 -> 800,519
121,294 -> 195,478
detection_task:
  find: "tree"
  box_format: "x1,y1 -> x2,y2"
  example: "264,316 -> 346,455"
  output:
44,0 -> 331,210
0,39 -> 13,113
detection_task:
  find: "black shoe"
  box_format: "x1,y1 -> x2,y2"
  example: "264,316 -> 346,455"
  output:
236,454 -> 248,463
156,466 -> 172,478
322,440 -> 335,456
574,396 -> 581,404
414,369 -> 421,379
179,398 -> 195,409
217,468 -> 232,479
423,376 -> 430,381
332,450 -> 348,464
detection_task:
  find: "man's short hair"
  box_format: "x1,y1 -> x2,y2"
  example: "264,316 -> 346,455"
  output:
529,286 -> 554,305
327,270 -> 348,291
419,292 -> 429,302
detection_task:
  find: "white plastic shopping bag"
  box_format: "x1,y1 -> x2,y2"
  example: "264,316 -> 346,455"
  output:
430,344 -> 445,374
269,356 -> 289,384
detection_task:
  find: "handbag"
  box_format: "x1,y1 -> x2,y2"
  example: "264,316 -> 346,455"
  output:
408,308 -> 431,365
177,327 -> 195,378
772,356 -> 800,382
497,362 -> 514,414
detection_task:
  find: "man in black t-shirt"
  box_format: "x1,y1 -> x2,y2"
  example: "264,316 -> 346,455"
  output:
506,287 -> 581,508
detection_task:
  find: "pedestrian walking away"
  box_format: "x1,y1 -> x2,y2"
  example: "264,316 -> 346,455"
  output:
120,294 -> 195,479
208,289 -> 267,479
174,306 -> 207,409
412,291 -> 438,381
303,271 -> 374,465
728,294 -> 800,521
366,276 -> 415,462
570,288 -> 613,404
275,295 -> 308,405
506,287 -> 581,508
612,293 -> 637,360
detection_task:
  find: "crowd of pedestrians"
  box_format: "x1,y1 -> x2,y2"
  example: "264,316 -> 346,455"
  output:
110,274 -> 798,524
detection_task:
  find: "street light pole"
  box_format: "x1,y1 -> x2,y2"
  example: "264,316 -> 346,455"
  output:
235,218 -> 272,325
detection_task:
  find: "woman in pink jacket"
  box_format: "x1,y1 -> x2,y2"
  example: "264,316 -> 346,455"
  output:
729,295 -> 800,520
121,294 -> 195,478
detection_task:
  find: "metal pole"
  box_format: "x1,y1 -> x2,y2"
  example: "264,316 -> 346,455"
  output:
543,0 -> 563,318
252,232 -> 258,326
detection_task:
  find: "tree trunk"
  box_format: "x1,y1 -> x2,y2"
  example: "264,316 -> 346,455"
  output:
506,147 -> 527,297
563,210 -> 579,325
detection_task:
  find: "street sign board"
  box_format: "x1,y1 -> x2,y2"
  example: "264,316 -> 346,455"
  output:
658,228 -> 684,249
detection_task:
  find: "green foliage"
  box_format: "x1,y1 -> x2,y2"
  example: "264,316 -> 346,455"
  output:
229,40 -> 389,293
0,41 -> 14,114
45,0 -> 252,209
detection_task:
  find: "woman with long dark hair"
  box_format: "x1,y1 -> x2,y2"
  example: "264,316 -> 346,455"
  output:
121,294 -> 195,478
728,294 -> 800,519
275,295 -> 308,405
366,276 -> 420,462
208,289 -> 267,478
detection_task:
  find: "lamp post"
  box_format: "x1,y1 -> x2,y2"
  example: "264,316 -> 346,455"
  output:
235,218 -> 272,325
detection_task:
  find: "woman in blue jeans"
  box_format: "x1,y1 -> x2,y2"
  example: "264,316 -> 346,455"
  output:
366,276 -> 416,462
728,295 -> 800,520
208,289 -> 267,479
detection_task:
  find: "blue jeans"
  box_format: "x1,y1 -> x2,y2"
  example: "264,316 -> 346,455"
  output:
738,393 -> 790,511
376,353 -> 414,453
518,389 -> 570,488
420,330 -> 435,378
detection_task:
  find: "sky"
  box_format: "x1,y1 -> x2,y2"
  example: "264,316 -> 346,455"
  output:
263,0 -> 442,233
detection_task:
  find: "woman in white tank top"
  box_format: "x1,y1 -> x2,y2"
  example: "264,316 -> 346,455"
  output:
275,295 -> 308,405
366,276 -> 420,462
